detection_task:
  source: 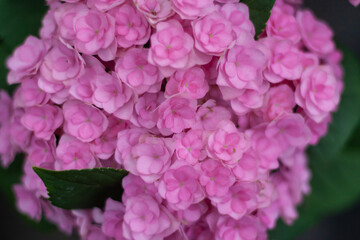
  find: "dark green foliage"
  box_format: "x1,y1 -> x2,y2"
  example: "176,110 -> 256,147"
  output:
242,0 -> 276,38
33,167 -> 128,209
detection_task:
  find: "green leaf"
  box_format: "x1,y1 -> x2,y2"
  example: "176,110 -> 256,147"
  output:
307,46 -> 360,163
270,47 -> 360,239
33,167 -> 129,210
241,0 -> 276,38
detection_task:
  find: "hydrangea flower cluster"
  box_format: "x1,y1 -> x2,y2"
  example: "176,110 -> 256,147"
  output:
0,0 -> 344,239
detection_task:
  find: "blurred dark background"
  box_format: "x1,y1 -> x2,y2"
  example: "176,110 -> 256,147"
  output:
0,0 -> 359,239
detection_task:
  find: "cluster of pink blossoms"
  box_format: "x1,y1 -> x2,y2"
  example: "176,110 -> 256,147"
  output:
0,0 -> 344,239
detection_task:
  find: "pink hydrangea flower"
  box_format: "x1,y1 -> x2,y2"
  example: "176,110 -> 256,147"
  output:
295,65 -> 340,122
232,150 -> 259,181
258,201 -> 280,229
172,0 -> 214,19
13,185 -> 42,221
207,120 -> 250,167
132,93 -> 164,129
149,19 -> 210,77
175,129 -> 207,165
115,48 -> 163,95
193,11 -> 235,55
72,208 -> 102,238
266,7 -> 301,44
176,201 -> 209,224
215,215 -> 267,240
281,150 -> 311,203
22,161 -> 49,198
134,0 -> 174,24
215,182 -> 258,220
220,3 -> 255,39
325,49 -> 344,80
87,0 -> 126,12
72,211 -> 96,240
14,76 -> 50,107
109,4 -> 151,48
305,113 -> 331,145
195,100 -> 232,131
21,104 -> 63,140
199,159 -> 235,197
38,76 -> 65,96
118,130 -> 174,183
265,113 -> 312,150
27,136 -> 56,168
127,135 -> 173,182
157,97 -> 197,135
158,165 -> 204,210
297,10 -> 335,55
10,109 -> 32,151
90,116 -> 127,160
262,37 -> 303,83
0,123 -> 16,168
122,174 -> 161,204
165,66 -> 209,99
102,198 -> 125,240
40,41 -> 84,84
149,19 -> 193,68
69,55 -> 103,103
6,36 -> 46,84
217,40 -> 269,100
55,134 -> 97,170
50,87 -> 71,105
73,8 -> 116,59
54,3 -> 88,41
63,100 -> 109,142
123,195 -> 179,240
40,6 -> 57,40
230,88 -> 268,115
273,180 -> 298,224
41,201 -> 75,235
115,128 -> 145,164
261,84 -> 295,121
92,72 -> 134,120
257,179 -> 278,210
248,127 -> 282,170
